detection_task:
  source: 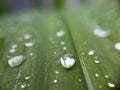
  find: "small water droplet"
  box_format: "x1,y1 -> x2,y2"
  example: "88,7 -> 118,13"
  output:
9,48 -> 16,53
88,50 -> 95,56
24,34 -> 32,40
60,53 -> 76,69
95,73 -> 99,78
25,42 -> 34,47
25,75 -> 31,80
63,47 -> 67,50
105,75 -> 109,78
18,82 -> 21,85
94,60 -> 100,64
56,30 -> 65,37
98,85 -> 102,88
55,71 -> 59,74
60,41 -> 66,46
53,51 -> 57,55
114,42 -> 120,51
53,79 -> 58,83
94,56 -> 98,59
29,53 -> 33,56
20,83 -> 27,89
82,52 -> 85,55
78,78 -> 82,82
27,84 -> 30,87
11,44 -> 17,49
8,55 -> 25,67
93,25 -> 111,38
108,82 -> 115,88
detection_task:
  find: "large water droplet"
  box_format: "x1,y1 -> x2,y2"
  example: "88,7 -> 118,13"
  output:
60,53 -> 76,69
25,42 -> 34,47
93,25 -> 111,38
56,30 -> 65,37
108,82 -> 115,88
88,50 -> 95,56
114,42 -> 120,50
8,55 -> 25,67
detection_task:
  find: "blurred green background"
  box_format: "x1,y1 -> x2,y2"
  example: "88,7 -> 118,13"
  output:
0,0 -> 100,15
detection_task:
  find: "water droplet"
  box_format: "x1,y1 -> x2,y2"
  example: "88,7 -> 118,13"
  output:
56,30 -> 65,37
25,42 -> 34,47
53,79 -> 58,83
98,85 -> 102,88
93,25 -> 111,38
18,82 -> 21,85
94,60 -> 100,64
9,48 -> 16,53
63,47 -> 67,50
95,73 -> 99,78
20,83 -> 27,89
88,50 -> 95,56
78,78 -> 82,82
60,53 -> 76,69
53,51 -> 57,55
82,52 -> 85,55
105,75 -> 109,78
114,42 -> 120,50
60,41 -> 66,46
24,34 -> 32,40
25,75 -> 31,80
55,71 -> 59,74
108,82 -> 115,88
94,56 -> 98,59
11,44 -> 17,49
27,84 -> 30,87
29,53 -> 33,56
8,55 -> 25,67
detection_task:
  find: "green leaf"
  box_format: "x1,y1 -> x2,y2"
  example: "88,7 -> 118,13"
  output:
0,1 -> 120,90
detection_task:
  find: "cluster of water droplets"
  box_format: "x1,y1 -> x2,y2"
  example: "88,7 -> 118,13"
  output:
17,74 -> 31,89
88,49 -> 116,88
93,25 -> 120,52
55,27 -> 76,69
9,44 -> 17,53
8,33 -> 34,68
